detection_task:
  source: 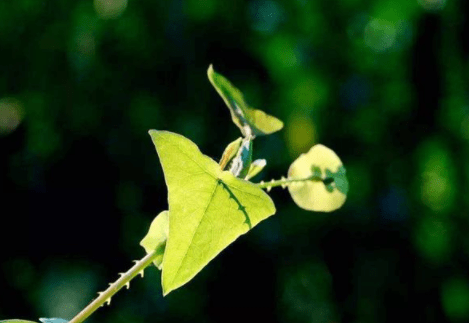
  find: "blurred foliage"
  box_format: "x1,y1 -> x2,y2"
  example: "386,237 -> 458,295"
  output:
1,0 -> 469,322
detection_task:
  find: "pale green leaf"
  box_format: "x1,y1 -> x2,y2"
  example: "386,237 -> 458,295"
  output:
149,130 -> 276,295
245,159 -> 266,180
219,137 -> 243,170
140,210 -> 169,270
207,65 -> 284,136
288,144 -> 347,212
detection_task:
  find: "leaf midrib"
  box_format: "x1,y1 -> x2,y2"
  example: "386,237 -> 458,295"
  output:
168,178 -> 220,287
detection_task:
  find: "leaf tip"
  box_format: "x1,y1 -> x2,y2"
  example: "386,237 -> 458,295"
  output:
207,64 -> 216,83
148,129 -> 158,137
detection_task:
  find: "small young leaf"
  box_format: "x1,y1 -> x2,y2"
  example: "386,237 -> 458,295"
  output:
207,65 -> 284,137
140,210 -> 169,270
219,137 -> 243,170
288,144 -> 347,212
0,320 -> 39,323
229,136 -> 253,178
245,159 -> 267,180
39,319 -> 68,323
149,130 -> 275,295
325,166 -> 349,195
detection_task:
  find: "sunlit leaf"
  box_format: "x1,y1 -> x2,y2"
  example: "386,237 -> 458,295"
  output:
219,137 -> 243,170
245,159 -> 267,180
140,210 -> 169,270
288,144 -> 347,212
207,65 -> 284,137
149,130 -> 276,295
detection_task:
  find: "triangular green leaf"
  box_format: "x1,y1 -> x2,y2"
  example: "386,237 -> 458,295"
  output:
288,144 -> 347,212
207,65 -> 284,136
149,130 -> 276,295
140,210 -> 169,270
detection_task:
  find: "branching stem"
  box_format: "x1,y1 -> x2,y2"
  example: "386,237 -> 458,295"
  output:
68,250 -> 159,323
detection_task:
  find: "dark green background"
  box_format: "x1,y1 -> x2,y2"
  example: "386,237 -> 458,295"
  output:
1,0 -> 469,322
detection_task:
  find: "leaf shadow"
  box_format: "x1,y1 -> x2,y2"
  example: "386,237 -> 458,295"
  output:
218,179 -> 252,229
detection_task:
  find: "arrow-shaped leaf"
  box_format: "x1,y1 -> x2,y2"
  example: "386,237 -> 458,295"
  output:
207,65 -> 284,137
148,130 -> 276,295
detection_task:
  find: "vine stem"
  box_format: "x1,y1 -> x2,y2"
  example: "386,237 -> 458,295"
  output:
255,175 -> 322,189
68,249 -> 159,323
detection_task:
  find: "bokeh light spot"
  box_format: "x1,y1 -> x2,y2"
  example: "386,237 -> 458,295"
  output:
364,19 -> 396,52
94,0 -> 128,19
288,75 -> 328,111
263,34 -> 300,78
418,0 -> 447,11
417,140 -> 456,213
414,217 -> 451,263
442,278 -> 469,320
249,0 -> 283,34
286,113 -> 316,158
0,98 -> 24,136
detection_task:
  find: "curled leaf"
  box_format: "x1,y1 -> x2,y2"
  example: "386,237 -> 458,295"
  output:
219,137 -> 243,170
140,210 -> 169,270
207,65 -> 283,137
245,159 -> 267,180
229,136 -> 253,178
288,144 -> 347,212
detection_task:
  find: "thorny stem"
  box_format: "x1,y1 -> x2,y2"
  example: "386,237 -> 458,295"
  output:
255,175 -> 323,190
68,250 -> 159,323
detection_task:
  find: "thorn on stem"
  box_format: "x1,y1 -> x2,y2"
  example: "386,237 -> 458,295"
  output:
281,176 -> 287,189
